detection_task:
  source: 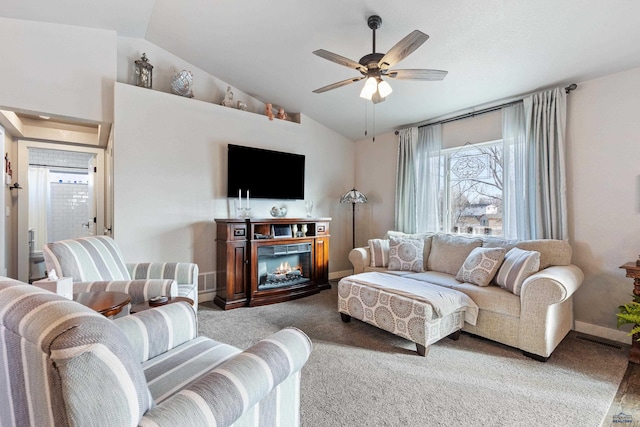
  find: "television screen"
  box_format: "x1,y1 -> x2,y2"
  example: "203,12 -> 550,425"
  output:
227,144 -> 305,200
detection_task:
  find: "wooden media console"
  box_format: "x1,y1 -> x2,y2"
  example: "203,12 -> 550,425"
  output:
214,217 -> 330,310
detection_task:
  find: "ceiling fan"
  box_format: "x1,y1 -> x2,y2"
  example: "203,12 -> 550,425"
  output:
312,15 -> 447,104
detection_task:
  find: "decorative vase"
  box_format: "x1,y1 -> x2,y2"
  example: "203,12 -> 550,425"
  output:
171,70 -> 194,98
304,201 -> 314,218
301,224 -> 308,237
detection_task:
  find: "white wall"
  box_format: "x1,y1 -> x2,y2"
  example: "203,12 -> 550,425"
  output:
355,68 -> 640,342
567,66 -> 640,340
113,83 -> 355,299
0,17 -> 116,124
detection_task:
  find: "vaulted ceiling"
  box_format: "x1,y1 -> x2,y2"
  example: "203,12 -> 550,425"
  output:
3,0 -> 640,141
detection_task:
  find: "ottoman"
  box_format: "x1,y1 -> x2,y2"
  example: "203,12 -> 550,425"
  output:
338,272 -> 477,356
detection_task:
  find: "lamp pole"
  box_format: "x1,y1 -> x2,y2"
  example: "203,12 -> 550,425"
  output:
340,188 -> 368,249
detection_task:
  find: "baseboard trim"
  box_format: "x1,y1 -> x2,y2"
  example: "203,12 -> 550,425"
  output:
574,320 -> 631,344
329,270 -> 352,280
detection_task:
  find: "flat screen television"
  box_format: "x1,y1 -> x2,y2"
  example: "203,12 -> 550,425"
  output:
226,144 -> 305,200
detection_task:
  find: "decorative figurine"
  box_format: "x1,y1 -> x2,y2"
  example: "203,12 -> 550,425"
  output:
265,103 -> 274,120
221,86 -> 234,107
171,70 -> 194,98
237,101 -> 248,111
134,53 -> 153,89
277,107 -> 287,120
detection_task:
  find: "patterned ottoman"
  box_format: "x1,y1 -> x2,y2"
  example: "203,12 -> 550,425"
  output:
338,272 -> 478,356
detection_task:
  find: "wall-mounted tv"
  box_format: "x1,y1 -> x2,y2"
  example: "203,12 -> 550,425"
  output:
226,144 -> 305,200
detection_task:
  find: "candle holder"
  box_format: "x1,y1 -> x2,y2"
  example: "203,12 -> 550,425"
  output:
237,207 -> 251,218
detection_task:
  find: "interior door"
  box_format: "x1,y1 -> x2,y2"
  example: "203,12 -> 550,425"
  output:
86,157 -> 96,236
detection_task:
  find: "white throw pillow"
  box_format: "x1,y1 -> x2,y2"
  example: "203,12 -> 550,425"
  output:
388,237 -> 424,272
494,247 -> 541,295
456,247 -> 506,287
368,239 -> 390,268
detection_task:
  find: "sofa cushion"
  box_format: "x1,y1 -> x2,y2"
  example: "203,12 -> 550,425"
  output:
455,247 -> 506,287
43,236 -> 131,282
385,231 -> 433,270
388,237 -> 425,272
428,234 -> 483,275
143,336 -> 241,403
482,237 -> 571,269
368,239 -> 390,268
494,248 -> 541,295
405,272 -> 521,318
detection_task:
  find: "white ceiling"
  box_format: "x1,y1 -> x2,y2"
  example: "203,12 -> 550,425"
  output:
3,0 -> 640,141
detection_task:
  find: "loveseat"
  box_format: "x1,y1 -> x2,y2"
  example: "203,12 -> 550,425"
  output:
343,232 -> 584,361
0,276 -> 312,426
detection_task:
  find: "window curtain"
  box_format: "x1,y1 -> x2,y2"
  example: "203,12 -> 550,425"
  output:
415,124 -> 442,232
502,102 -> 527,239
502,87 -> 568,240
395,127 -> 418,232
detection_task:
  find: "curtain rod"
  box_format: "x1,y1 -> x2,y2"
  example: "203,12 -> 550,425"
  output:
29,163 -> 88,171
395,83 -> 577,135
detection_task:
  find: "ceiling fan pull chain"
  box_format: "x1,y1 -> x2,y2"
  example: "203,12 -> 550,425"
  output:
364,101 -> 368,137
372,105 -> 376,142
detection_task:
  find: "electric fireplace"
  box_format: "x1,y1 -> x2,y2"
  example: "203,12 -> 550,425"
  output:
257,242 -> 312,290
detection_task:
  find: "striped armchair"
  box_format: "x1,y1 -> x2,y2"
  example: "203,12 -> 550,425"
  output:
43,235 -> 199,309
0,277 -> 312,427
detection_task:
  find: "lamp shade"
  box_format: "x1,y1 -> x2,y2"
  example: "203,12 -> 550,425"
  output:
340,188 -> 368,204
359,77 -> 377,100
377,79 -> 393,98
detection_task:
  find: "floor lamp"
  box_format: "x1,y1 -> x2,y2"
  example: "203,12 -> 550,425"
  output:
340,188 -> 368,248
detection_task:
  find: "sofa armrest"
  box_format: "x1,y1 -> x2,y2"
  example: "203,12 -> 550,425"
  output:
139,327 -> 312,427
348,247 -> 370,274
128,262 -> 199,309
518,264 -> 584,358
114,302 -> 196,363
520,264 -> 584,305
73,279 -> 177,305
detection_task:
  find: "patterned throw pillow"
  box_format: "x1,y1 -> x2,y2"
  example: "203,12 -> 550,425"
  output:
455,247 -> 506,286
368,239 -> 390,267
388,237 -> 424,272
494,247 -> 541,295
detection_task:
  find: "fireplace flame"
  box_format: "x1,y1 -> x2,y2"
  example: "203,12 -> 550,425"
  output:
275,262 -> 302,275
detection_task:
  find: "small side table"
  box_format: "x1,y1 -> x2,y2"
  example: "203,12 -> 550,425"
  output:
619,262 -> 640,364
130,296 -> 194,314
74,291 -> 131,318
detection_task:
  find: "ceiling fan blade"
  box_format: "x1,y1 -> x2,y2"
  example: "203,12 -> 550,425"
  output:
313,49 -> 366,72
378,30 -> 429,70
385,69 -> 448,81
313,76 -> 364,94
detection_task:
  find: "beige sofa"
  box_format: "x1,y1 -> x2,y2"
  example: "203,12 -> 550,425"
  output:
345,232 -> 584,361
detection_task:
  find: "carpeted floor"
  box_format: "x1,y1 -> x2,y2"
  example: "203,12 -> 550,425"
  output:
197,285 -> 628,427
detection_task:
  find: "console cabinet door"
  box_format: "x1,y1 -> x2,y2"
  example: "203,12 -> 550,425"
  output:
315,237 -> 329,286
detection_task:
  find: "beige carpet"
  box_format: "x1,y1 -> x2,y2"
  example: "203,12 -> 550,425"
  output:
197,285 -> 628,427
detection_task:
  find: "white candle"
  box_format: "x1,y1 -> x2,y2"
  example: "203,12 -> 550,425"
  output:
247,190 -> 250,208
238,189 -> 242,209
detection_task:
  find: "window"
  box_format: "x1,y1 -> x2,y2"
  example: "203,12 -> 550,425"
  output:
438,140 -> 503,236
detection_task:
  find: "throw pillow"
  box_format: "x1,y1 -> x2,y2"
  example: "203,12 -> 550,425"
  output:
494,247 -> 541,295
368,239 -> 390,268
388,237 -> 424,272
455,247 -> 506,287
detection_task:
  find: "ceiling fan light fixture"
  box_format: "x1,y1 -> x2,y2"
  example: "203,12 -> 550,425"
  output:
377,79 -> 393,98
360,76 -> 377,100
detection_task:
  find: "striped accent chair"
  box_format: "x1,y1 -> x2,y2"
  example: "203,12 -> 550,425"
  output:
43,235 -> 199,309
0,277 -> 312,427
